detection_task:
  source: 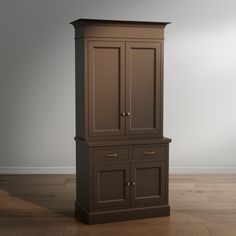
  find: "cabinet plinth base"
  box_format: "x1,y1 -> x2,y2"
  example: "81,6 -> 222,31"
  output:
75,202 -> 170,224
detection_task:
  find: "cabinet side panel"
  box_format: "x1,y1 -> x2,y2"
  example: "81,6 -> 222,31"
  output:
76,143 -> 89,209
75,38 -> 85,139
166,144 -> 169,205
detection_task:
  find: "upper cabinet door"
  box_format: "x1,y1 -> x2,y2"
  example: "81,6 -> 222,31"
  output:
88,41 -> 125,137
125,42 -> 162,136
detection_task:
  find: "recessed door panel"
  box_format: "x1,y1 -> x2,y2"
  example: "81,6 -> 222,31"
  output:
93,164 -> 130,208
126,42 -> 162,136
88,41 -> 125,137
131,161 -> 166,204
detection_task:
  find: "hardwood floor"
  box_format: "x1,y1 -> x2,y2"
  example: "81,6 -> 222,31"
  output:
0,174 -> 235,236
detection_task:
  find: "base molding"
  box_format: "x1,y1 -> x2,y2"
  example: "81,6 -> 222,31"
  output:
0,167 -> 76,174
169,167 -> 236,174
75,202 -> 170,224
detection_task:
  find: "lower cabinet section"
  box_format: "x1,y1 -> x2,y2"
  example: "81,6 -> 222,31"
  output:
93,161 -> 167,209
76,140 -> 170,224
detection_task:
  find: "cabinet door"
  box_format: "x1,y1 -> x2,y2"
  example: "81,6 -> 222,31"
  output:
93,164 -> 130,208
131,161 -> 166,205
125,42 -> 162,136
88,41 -> 125,137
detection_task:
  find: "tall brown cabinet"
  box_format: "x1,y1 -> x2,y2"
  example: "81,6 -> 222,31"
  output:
71,19 -> 171,224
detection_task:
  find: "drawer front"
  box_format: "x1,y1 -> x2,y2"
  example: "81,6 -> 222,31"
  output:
93,148 -> 129,162
132,146 -> 167,160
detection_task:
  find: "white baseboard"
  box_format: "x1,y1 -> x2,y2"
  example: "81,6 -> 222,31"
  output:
0,167 -> 235,174
0,167 -> 76,174
170,167 -> 236,174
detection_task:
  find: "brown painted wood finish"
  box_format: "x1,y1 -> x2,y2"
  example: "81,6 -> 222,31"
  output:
71,19 -> 171,224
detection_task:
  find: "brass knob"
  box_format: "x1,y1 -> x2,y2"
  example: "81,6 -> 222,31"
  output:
131,182 -> 135,186
126,112 -> 131,116
126,182 -> 131,186
121,112 -> 126,117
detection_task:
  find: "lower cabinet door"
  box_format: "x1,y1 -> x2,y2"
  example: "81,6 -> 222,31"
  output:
93,164 -> 130,208
131,161 -> 166,205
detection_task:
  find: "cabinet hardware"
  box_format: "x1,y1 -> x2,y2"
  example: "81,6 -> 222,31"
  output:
131,182 -> 136,186
126,182 -> 131,186
125,112 -> 131,116
104,153 -> 118,158
143,151 -> 156,155
120,112 -> 126,117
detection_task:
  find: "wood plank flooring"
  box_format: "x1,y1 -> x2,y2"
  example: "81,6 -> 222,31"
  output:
0,174 -> 235,236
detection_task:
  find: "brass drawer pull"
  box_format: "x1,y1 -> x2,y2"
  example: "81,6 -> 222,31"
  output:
143,151 -> 156,155
104,153 -> 118,158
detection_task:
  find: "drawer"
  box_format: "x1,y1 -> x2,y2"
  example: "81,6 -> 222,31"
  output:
132,146 -> 167,160
92,148 -> 129,162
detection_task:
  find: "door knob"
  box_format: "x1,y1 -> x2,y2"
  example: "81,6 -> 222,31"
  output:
126,182 -> 131,186
121,112 -> 126,116
126,112 -> 131,116
131,182 -> 135,186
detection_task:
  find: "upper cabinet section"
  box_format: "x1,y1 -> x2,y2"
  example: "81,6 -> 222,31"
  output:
72,19 -> 169,141
70,19 -> 169,40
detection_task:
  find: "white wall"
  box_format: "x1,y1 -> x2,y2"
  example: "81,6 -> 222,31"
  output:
0,0 -> 236,174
